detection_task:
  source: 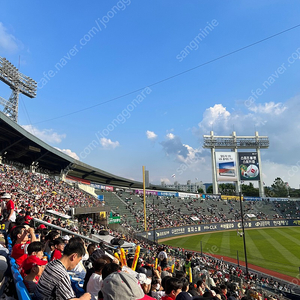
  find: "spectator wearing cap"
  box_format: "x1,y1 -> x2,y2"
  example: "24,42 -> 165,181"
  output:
101,271 -> 155,300
62,235 -> 70,244
34,241 -> 91,300
19,241 -> 44,278
23,255 -> 47,293
1,193 -> 16,227
137,273 -> 152,295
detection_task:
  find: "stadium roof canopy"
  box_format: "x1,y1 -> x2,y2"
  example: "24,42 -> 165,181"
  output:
0,112 -> 163,189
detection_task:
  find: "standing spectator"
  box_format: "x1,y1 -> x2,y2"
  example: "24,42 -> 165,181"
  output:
158,247 -> 168,270
1,193 -> 16,228
182,253 -> 195,279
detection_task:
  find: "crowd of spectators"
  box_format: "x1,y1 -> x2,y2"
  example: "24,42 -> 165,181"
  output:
117,192 -> 291,232
0,163 -> 298,299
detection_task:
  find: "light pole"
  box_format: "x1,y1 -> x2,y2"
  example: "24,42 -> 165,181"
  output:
239,191 -> 249,278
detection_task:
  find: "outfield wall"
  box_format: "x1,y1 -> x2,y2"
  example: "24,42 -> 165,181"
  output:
137,219 -> 300,240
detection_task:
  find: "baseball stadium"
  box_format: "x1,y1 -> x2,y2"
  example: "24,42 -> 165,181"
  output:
1,4 -> 300,298
0,98 -> 300,300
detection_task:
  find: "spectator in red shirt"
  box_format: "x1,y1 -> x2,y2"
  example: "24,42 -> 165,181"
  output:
11,225 -> 37,266
51,237 -> 65,261
19,241 -> 45,278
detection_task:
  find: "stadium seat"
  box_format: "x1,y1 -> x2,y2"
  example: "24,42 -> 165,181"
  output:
71,279 -> 85,297
13,270 -> 23,282
16,281 -> 31,300
44,252 -> 51,262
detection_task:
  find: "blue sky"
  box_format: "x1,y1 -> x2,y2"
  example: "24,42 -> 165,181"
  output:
1,1 -> 300,188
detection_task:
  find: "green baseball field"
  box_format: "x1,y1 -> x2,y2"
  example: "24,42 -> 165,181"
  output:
163,227 -> 300,278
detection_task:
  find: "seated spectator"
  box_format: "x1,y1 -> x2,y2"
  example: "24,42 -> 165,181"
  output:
34,240 -> 91,300
69,236 -> 88,278
137,273 -> 152,295
86,258 -> 107,300
44,230 -> 60,254
161,277 -> 182,300
19,241 -> 44,278
11,225 -> 37,265
101,271 -> 155,300
51,237 -> 65,261
176,277 -> 192,300
22,255 -> 47,293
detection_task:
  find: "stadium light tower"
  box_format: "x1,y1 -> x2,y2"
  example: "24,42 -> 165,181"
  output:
0,56 -> 37,122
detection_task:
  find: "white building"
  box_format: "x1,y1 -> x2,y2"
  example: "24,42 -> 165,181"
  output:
161,180 -> 206,193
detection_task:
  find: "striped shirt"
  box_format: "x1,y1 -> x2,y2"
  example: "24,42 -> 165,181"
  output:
34,259 -> 75,300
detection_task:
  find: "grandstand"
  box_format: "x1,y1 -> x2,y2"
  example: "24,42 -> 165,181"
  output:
1,111 -> 300,299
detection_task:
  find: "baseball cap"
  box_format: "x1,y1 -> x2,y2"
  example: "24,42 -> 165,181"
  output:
25,215 -> 33,222
62,235 -> 70,241
136,273 -> 151,285
102,271 -> 148,300
22,255 -> 47,272
38,224 -> 46,229
1,193 -> 11,199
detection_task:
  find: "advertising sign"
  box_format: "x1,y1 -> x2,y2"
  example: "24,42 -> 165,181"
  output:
135,190 -> 158,196
137,219 -> 299,240
215,152 -> 237,182
108,216 -> 121,224
97,195 -> 104,201
238,152 -> 260,181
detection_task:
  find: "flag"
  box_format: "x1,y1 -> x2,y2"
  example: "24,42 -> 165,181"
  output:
171,174 -> 176,178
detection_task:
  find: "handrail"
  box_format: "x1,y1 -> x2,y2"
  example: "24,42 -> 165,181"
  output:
32,218 -> 115,249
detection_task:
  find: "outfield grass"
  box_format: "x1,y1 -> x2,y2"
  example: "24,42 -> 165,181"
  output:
164,227 -> 300,277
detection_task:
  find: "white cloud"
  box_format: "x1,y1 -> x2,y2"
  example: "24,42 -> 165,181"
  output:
100,137 -> 120,149
160,133 -> 204,168
22,125 -> 66,144
146,130 -> 157,140
0,22 -> 22,53
193,97 -> 300,187
166,133 -> 175,140
55,148 -> 79,160
248,102 -> 287,115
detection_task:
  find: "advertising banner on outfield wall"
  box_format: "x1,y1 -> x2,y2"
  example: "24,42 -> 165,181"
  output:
135,190 -> 158,195
137,219 -> 299,240
221,195 -> 243,201
238,152 -> 260,181
215,152 -> 238,182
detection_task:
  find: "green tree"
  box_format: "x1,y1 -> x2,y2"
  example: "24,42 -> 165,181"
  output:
271,177 -> 288,197
219,183 -> 235,195
241,183 -> 259,197
198,188 -> 204,193
206,185 -> 213,194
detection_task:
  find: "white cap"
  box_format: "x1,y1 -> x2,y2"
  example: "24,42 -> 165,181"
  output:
1,193 -> 11,199
62,235 -> 70,241
136,273 -> 151,285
